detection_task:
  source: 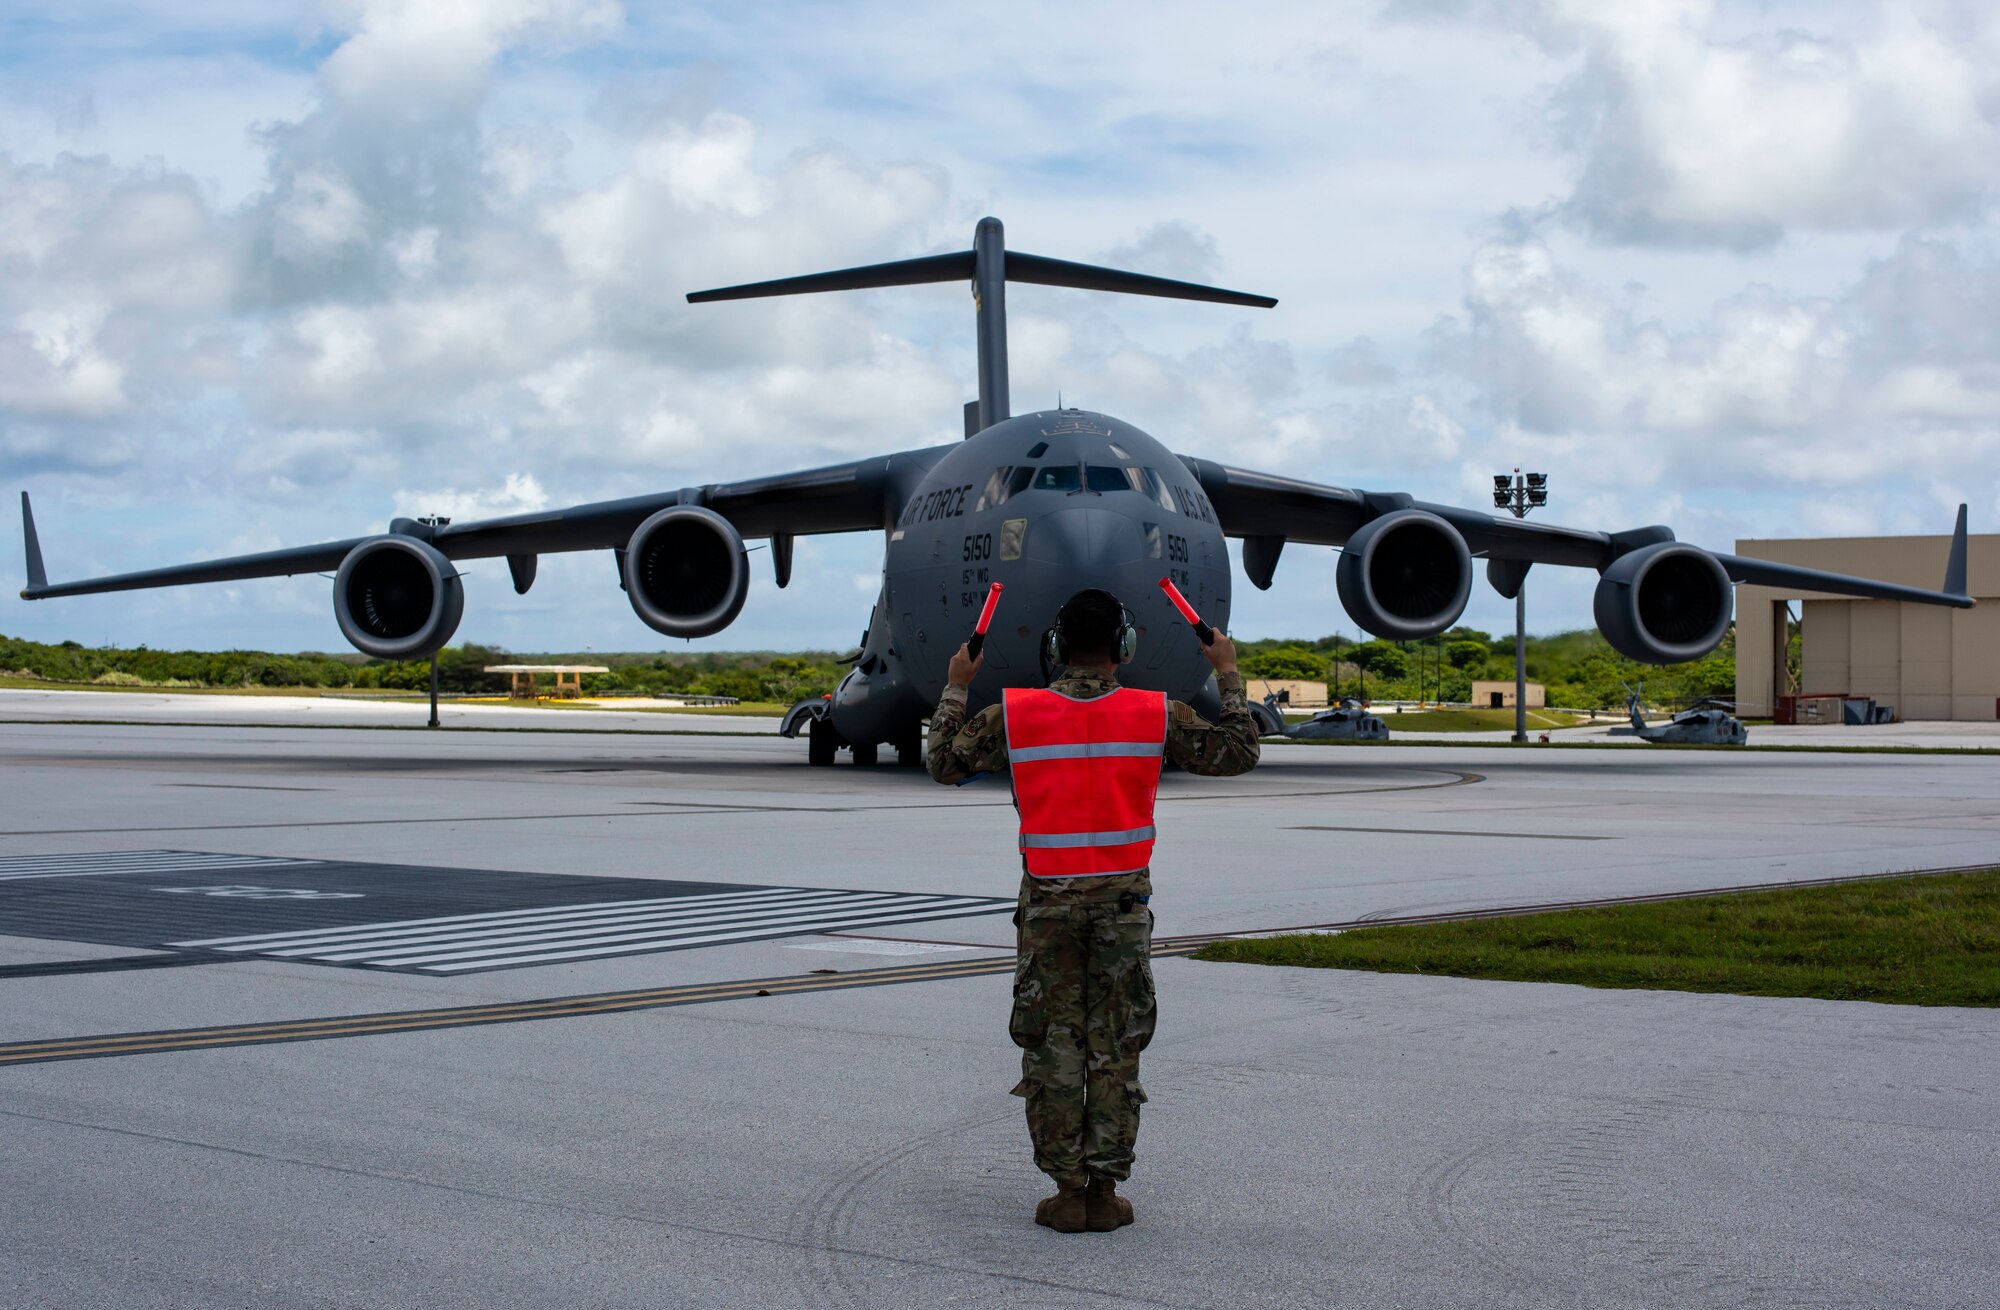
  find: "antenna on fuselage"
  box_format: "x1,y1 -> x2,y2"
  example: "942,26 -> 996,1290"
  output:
687,218 -> 1277,436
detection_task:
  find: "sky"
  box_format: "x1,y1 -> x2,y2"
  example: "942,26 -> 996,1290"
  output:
2,0 -> 1996,656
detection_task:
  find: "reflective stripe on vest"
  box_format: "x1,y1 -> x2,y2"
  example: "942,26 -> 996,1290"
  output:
1004,686 -> 1167,879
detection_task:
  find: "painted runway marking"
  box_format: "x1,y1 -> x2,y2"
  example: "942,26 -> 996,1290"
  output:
0,850 -> 325,882
1287,824 -> 1616,841
170,888 -> 1013,974
6,863 -> 1990,1066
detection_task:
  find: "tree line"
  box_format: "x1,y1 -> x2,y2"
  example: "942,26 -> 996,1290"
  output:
2,627 -> 1736,711
0,635 -> 849,704
1233,626 -> 1737,711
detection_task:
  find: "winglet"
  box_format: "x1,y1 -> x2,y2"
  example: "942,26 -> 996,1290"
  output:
1944,503 -> 1970,600
20,491 -> 47,595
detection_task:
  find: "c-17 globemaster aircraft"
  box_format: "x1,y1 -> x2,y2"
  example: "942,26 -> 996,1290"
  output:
18,218 -> 1976,766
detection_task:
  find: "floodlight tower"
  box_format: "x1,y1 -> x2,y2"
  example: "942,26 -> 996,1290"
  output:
1492,470 -> 1548,742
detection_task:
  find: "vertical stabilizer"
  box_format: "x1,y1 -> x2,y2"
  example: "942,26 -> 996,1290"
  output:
1944,503 -> 1969,598
973,217 -> 1009,431
20,492 -> 47,593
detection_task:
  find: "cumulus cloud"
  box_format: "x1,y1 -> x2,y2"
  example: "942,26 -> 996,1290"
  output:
1428,232 -> 2000,487
1406,0 -> 2000,247
319,0 -> 621,121
394,471 -> 552,522
1098,221 -> 1224,284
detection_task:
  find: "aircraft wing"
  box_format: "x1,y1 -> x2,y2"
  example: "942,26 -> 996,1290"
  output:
20,447 -> 950,601
1179,456 -> 1975,610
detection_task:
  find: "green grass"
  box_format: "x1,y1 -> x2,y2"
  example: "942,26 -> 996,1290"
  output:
1194,870 -> 2000,1007
0,675 -> 331,696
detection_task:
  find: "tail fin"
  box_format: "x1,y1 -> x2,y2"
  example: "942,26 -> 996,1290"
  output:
1944,503 -> 1970,599
20,491 -> 47,595
688,217 -> 1274,434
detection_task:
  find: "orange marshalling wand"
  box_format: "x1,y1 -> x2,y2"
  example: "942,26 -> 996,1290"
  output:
968,582 -> 1004,658
1158,577 -> 1214,646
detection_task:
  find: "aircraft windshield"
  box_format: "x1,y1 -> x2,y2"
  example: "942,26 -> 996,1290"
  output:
1021,465 -> 1180,507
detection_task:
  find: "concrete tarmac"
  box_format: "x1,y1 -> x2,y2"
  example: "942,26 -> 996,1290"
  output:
1,709 -> 1995,1308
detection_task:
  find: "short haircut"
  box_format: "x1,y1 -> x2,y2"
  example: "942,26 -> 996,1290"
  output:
1057,588 -> 1125,657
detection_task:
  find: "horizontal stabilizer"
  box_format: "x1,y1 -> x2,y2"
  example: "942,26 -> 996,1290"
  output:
688,250 -> 1276,308
1005,252 -> 1275,307
1945,503 -> 1969,598
20,491 -> 46,593
688,252 -> 973,303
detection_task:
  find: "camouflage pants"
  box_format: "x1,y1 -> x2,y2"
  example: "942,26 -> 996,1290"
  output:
1008,900 -> 1158,1186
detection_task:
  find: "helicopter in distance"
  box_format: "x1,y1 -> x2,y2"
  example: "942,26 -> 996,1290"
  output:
18,218 -> 1975,766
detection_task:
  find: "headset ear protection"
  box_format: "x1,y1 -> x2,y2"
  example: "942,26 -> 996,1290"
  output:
1043,595 -> 1140,666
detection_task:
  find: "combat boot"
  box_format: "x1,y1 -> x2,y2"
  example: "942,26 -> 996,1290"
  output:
1034,1182 -> 1088,1233
1085,1176 -> 1133,1231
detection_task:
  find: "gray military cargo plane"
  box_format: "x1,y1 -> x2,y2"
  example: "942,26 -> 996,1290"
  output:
17,218 -> 1977,766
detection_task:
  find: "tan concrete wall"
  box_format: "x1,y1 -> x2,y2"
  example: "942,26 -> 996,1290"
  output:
1799,600 -> 1850,697
1951,602 -> 2000,722
1470,680 -> 1545,709
1734,530 -> 1998,721
1246,679 -> 1327,706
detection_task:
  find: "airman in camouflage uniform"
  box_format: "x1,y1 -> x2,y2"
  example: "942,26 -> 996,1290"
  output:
928,592 -> 1260,1232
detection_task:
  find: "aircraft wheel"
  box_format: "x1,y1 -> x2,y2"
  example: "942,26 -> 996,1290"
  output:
897,736 -> 922,768
852,740 -> 879,767
808,716 -> 836,767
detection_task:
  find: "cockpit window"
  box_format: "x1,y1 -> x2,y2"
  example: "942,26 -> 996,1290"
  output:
974,466 -> 1013,513
1139,468 -> 1178,511
1085,465 -> 1138,494
1033,465 -> 1081,492
975,465 -> 1042,511
1025,441 -> 1049,458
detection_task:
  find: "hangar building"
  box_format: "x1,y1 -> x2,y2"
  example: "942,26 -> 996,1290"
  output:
1734,528 -> 1998,721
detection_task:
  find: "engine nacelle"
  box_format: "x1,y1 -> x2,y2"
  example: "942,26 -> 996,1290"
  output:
623,505 -> 749,638
1592,542 -> 1733,663
333,536 -> 465,660
1336,509 -> 1473,641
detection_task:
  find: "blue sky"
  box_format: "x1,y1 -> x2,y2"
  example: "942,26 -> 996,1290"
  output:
2,0 -> 1996,655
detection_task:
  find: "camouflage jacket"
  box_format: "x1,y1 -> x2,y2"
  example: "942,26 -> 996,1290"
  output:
926,668 -> 1261,905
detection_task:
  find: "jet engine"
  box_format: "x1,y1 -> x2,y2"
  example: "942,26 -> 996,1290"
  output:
623,505 -> 750,638
1336,509 -> 1473,641
1592,542 -> 1733,664
333,536 -> 465,659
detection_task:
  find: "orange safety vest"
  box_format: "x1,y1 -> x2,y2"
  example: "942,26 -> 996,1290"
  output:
1003,686 -> 1168,878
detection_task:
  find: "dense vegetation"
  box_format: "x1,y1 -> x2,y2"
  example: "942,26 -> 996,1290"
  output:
1,624 -> 1735,711
1232,626 -> 1737,711
0,634 -> 848,704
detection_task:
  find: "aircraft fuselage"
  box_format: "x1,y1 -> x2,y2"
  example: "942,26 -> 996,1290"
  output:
827,408 -> 1231,748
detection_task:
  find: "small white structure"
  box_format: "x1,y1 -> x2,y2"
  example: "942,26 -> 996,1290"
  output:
485,664 -> 610,699
1246,679 -> 1328,707
1470,680 -> 1544,710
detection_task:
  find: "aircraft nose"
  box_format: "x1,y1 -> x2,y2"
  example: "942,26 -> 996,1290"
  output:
1024,507 -> 1145,567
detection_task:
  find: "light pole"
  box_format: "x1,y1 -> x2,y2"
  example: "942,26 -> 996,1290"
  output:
419,513 -> 451,728
1492,470 -> 1548,743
